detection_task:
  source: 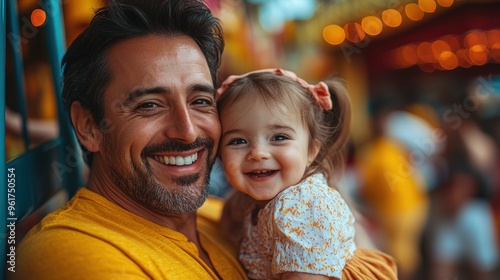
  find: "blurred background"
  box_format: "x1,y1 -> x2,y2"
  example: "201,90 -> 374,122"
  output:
4,0 -> 500,279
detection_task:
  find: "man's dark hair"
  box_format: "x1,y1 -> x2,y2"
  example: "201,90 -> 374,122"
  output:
62,0 -> 224,164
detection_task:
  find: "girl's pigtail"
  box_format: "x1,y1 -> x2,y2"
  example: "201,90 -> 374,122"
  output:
323,77 -> 352,187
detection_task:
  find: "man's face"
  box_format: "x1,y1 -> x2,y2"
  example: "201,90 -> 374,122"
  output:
95,35 -> 220,213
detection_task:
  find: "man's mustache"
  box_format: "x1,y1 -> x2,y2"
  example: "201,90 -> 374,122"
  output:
141,138 -> 215,155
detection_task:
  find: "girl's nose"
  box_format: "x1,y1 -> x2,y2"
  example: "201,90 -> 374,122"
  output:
246,144 -> 270,161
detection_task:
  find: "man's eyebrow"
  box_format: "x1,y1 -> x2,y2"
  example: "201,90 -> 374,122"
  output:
123,86 -> 169,106
189,83 -> 216,96
123,84 -> 216,106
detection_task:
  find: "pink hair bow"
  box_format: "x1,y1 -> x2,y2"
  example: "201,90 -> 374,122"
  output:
216,68 -> 333,111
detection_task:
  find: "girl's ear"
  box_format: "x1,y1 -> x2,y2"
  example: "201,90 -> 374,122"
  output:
70,102 -> 102,153
307,139 -> 321,166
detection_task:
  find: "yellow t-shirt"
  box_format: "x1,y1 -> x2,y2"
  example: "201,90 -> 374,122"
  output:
10,188 -> 247,280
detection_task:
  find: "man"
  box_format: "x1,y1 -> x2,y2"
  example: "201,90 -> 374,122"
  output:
11,0 -> 246,279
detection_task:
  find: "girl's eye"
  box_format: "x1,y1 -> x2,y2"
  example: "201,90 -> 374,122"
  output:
228,138 -> 247,145
272,134 -> 288,141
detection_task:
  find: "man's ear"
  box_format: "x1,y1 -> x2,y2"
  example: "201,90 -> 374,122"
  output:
70,102 -> 102,153
307,139 -> 321,166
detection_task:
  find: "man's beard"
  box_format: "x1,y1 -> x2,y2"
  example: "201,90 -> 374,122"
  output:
107,138 -> 215,214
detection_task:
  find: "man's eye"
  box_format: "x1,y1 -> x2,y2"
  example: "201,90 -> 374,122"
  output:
192,98 -> 214,106
136,102 -> 159,109
228,138 -> 247,145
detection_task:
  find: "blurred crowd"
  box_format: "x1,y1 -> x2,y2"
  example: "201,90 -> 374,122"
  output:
348,87 -> 500,280
5,1 -> 500,280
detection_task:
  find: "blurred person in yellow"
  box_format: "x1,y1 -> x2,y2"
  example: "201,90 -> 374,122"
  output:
356,97 -> 437,280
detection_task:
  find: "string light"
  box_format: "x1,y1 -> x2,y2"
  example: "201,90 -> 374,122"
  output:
387,29 -> 499,71
405,3 -> 425,21
361,16 -> 383,36
344,22 -> 365,43
381,9 -> 402,28
323,24 -> 345,45
437,0 -> 454,8
418,0 -> 437,13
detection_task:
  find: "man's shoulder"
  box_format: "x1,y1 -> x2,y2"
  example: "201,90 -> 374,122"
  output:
11,222 -> 136,280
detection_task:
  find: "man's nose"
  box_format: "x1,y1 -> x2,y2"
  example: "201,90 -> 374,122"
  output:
165,104 -> 197,143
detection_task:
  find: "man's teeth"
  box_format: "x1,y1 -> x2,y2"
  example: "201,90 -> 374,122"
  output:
153,153 -> 198,166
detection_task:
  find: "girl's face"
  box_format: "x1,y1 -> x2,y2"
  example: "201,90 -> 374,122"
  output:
219,98 -> 318,202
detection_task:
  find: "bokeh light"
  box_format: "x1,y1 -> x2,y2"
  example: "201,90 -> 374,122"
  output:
401,44 -> 419,67
417,42 -> 435,63
490,43 -> 500,62
382,9 -> 402,28
431,40 -> 451,60
440,34 -> 461,52
419,0 -> 437,13
487,29 -> 500,47
361,16 -> 383,36
405,3 -> 425,21
344,22 -> 366,43
437,0 -> 454,8
463,30 -> 488,49
468,44 -> 488,65
438,51 -> 458,70
323,24 -> 345,45
31,9 -> 46,27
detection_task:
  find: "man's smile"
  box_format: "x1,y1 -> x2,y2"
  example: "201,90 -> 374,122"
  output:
152,153 -> 199,166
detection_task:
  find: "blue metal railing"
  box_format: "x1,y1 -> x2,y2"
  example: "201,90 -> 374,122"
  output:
2,0 -> 85,275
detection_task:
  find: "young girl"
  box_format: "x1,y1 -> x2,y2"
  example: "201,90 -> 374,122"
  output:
216,69 -> 397,279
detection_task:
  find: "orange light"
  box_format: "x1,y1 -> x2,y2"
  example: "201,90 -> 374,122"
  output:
391,47 -> 414,69
441,35 -> 461,52
323,24 -> 345,45
490,43 -> 500,62
344,23 -> 365,43
419,0 -> 437,13
389,48 -> 405,68
401,44 -> 418,66
382,9 -> 402,28
463,30 -> 488,49
437,0 -> 454,7
431,40 -> 450,60
405,3 -> 425,21
456,49 -> 472,68
417,42 -> 435,63
438,51 -> 458,70
362,16 -> 383,36
469,44 -> 488,65
31,9 -> 46,27
487,29 -> 500,47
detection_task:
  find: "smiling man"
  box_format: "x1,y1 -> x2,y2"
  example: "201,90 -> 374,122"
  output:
10,1 -> 246,279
